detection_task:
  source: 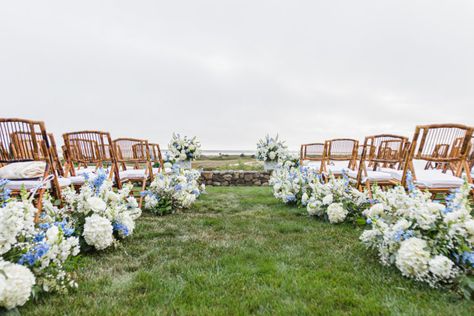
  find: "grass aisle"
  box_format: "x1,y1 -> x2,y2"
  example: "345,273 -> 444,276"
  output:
23,187 -> 472,315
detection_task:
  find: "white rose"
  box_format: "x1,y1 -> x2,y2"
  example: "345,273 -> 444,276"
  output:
364,203 -> 384,218
86,197 -> 107,213
268,151 -> 276,161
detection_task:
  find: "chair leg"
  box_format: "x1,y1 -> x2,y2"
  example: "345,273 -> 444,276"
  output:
138,178 -> 147,208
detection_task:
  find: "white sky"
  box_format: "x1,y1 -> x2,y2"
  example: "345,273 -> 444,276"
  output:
1,1 -> 473,151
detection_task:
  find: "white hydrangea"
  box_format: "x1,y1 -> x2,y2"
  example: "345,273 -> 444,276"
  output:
0,201 -> 36,255
0,260 -> 35,310
359,229 -> 381,247
326,203 -> 348,224
363,203 -> 384,218
428,255 -> 457,281
395,237 -> 430,280
83,214 -> 114,250
322,194 -> 333,205
464,219 -> 474,243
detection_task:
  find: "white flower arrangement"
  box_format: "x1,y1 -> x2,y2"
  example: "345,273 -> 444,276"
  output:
59,169 -> 142,251
256,134 -> 288,162
168,133 -> 202,162
0,184 -> 80,310
306,173 -> 369,224
360,175 -> 473,288
269,165 -> 319,204
143,168 -> 205,215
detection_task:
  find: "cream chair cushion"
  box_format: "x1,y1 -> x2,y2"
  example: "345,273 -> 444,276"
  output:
0,161 -> 46,179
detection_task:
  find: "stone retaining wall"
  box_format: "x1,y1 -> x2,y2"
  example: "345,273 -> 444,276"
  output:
200,171 -> 271,186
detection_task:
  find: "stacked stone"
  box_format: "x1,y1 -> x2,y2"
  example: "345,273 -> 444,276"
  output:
200,171 -> 271,186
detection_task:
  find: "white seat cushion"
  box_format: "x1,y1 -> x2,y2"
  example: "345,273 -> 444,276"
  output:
413,170 -> 464,189
119,169 -> 147,180
4,177 -> 71,190
379,168 -> 404,180
345,169 -> 392,183
0,161 -> 46,179
75,167 -> 97,176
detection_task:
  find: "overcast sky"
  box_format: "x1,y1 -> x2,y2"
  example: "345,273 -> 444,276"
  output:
1,1 -> 473,151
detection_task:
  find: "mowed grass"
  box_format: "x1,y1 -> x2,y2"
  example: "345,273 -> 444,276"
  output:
22,187 -> 473,315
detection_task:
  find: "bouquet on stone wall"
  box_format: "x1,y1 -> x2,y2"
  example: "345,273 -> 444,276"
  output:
360,173 -> 474,293
305,172 -> 369,224
143,168 -> 205,215
168,133 -> 202,162
256,134 -> 288,162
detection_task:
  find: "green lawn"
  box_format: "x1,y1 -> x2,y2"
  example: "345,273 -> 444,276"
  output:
22,187 -> 473,315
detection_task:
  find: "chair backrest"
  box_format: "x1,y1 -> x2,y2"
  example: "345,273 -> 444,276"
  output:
63,131 -> 120,186
402,124 -> 473,184
300,143 -> 325,162
148,143 -> 164,169
113,138 -> 152,170
321,138 -> 359,172
0,118 -> 62,203
363,134 -> 409,169
0,119 -> 49,163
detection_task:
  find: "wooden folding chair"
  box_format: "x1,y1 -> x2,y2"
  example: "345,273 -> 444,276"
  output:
351,134 -> 409,193
148,143 -> 164,175
400,124 -> 473,195
320,138 -> 359,178
63,131 -> 121,188
113,138 -> 153,207
0,118 -> 64,220
300,143 -> 325,171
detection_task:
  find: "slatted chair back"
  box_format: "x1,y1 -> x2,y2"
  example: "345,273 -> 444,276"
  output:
322,138 -> 359,172
8,131 -> 65,177
148,143 -> 164,171
63,131 -> 120,186
113,138 -> 153,174
0,118 -> 62,217
300,143 -> 325,164
354,134 -> 408,190
402,124 -> 473,186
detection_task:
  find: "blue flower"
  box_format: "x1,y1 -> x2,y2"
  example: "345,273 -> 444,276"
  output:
18,252 -> 36,266
366,218 -> 372,225
39,223 -> 51,230
34,243 -> 50,259
113,222 -> 130,237
34,232 -> 45,242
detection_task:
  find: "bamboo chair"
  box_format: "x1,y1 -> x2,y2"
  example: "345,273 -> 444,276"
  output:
113,138 -> 153,207
149,143 -> 164,175
63,131 -> 121,188
321,139 -> 359,177
350,134 -> 409,192
0,118 -> 65,219
300,143 -> 325,171
399,124 -> 473,195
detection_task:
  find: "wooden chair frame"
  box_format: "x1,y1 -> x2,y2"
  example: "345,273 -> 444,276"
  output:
320,138 -> 359,175
63,131 -> 121,188
300,142 -> 325,167
356,134 -> 409,192
401,124 -> 473,194
149,143 -> 164,173
0,118 -> 62,220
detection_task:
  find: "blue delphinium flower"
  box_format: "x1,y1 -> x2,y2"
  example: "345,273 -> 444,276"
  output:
406,171 -> 416,196
113,222 -> 130,237
18,243 -> 50,266
461,251 -> 474,268
34,232 -> 45,242
90,168 -> 107,195
39,222 -> 51,230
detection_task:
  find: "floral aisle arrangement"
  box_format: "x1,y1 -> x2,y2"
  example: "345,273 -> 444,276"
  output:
168,133 -> 202,169
269,165 -> 319,205
0,182 -> 80,311
59,169 -> 142,251
143,167 -> 205,216
256,134 -> 289,171
305,173 -> 369,224
360,175 -> 474,295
